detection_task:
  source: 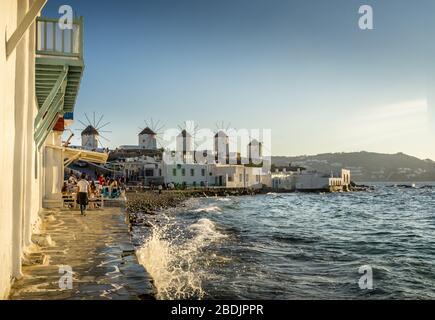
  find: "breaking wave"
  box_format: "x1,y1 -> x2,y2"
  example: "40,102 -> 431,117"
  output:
136,216 -> 226,300
191,205 -> 222,213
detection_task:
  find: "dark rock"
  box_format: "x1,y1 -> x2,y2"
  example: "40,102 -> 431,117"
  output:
138,293 -> 156,300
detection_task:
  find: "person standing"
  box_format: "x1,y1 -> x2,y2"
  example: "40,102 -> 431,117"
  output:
98,174 -> 105,188
77,173 -> 90,216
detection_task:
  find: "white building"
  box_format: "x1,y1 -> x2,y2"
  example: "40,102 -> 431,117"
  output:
0,1 -> 106,299
123,156 -> 163,186
160,135 -> 272,189
0,1 -> 44,298
271,171 -> 297,190
163,163 -> 211,188
211,165 -> 270,189
272,168 -> 351,192
162,163 -> 270,189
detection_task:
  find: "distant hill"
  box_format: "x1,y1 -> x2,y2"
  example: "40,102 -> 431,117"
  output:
272,152 -> 435,182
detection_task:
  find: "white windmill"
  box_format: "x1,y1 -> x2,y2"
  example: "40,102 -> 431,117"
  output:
138,119 -> 165,150
77,112 -> 111,150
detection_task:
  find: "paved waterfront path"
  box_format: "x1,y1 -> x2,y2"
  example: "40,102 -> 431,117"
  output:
9,208 -> 155,300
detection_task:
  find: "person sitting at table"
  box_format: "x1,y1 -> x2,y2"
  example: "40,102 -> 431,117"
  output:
68,173 -> 77,185
61,182 -> 68,196
98,175 -> 105,188
90,181 -> 98,197
110,179 -> 119,198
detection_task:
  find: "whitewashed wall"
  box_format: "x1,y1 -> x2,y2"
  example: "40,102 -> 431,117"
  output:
295,172 -> 331,190
163,163 -> 210,187
212,165 -> 264,189
0,0 -> 45,300
139,133 -> 157,150
0,0 -> 18,300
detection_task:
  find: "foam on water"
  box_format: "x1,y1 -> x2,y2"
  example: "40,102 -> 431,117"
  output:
136,216 -> 226,300
191,205 -> 222,213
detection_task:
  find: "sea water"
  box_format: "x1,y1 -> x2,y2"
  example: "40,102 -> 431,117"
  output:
136,184 -> 435,300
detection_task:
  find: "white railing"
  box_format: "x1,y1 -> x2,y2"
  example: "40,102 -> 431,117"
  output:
36,17 -> 83,59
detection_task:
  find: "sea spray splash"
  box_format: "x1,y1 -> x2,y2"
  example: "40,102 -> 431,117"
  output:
136,216 -> 227,300
192,206 -> 222,213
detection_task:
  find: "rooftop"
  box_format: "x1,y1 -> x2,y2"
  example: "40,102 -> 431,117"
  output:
139,127 -> 156,135
82,125 -> 99,136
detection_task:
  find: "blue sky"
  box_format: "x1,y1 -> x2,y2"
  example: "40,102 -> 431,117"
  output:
43,0 -> 435,159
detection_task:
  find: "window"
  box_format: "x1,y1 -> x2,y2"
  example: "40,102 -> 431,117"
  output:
256,175 -> 261,183
193,181 -> 197,187
201,169 -> 206,177
239,174 -> 243,183
228,175 -> 234,182
190,169 -> 195,177
145,169 -> 154,177
172,168 -> 177,177
159,169 -> 162,176
182,169 -> 186,176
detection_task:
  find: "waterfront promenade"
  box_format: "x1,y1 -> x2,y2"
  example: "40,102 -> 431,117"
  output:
9,207 -> 155,300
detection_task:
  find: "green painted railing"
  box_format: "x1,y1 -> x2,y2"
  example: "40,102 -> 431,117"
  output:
36,17 -> 83,59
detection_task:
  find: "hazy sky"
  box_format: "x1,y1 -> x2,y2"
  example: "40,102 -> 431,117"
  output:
43,0 -> 435,159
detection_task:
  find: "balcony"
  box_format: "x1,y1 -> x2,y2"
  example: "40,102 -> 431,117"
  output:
34,17 -> 84,148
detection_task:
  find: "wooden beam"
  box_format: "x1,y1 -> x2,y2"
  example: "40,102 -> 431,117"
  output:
6,0 -> 47,58
35,66 -> 68,126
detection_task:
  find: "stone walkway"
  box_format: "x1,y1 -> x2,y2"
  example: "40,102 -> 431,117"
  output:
9,207 -> 155,300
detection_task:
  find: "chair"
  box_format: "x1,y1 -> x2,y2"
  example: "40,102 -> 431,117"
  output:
89,194 -> 103,209
63,194 -> 76,209
102,186 -> 110,198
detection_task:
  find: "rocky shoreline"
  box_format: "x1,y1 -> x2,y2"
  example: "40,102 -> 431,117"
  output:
125,189 -> 266,226
125,185 -> 373,225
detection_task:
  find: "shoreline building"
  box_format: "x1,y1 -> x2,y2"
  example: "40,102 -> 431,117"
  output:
123,156 -> 164,186
110,129 -> 272,189
272,165 -> 351,192
0,1 -> 106,299
163,163 -> 212,188
211,165 -> 269,189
